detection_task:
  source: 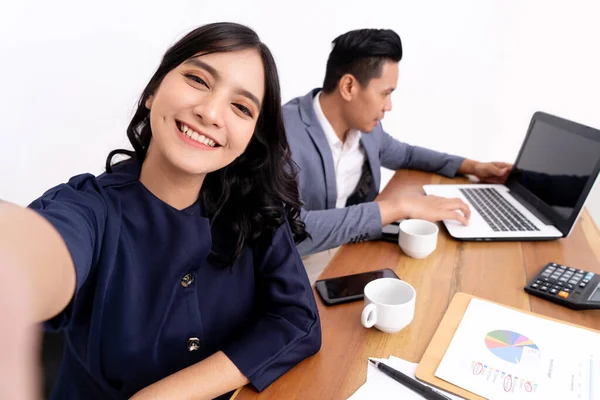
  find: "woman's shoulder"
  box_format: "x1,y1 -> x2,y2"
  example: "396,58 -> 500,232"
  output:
31,160 -> 140,208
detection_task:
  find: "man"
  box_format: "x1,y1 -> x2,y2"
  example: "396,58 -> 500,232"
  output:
283,28 -> 510,281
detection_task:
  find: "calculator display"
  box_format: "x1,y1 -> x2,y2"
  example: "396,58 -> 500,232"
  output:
588,285 -> 600,302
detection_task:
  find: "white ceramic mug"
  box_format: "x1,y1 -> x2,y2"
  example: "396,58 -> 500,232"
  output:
398,219 -> 439,259
360,278 -> 416,333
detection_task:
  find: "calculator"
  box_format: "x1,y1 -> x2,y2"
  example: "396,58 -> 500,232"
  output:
524,262 -> 600,310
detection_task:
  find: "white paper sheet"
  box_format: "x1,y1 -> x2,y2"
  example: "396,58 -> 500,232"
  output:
348,356 -> 463,399
435,298 -> 600,400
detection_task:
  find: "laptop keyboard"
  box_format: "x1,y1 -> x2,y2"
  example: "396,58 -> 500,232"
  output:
459,188 -> 540,232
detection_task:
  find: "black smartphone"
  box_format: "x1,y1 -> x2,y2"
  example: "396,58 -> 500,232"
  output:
381,221 -> 400,243
314,268 -> 400,306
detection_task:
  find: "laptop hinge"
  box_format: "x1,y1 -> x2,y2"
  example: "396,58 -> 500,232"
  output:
508,189 -> 554,226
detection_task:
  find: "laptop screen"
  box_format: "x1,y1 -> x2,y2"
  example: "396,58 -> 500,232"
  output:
509,115 -> 600,233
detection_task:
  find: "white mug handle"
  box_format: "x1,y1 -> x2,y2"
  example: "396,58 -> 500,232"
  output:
361,303 -> 377,328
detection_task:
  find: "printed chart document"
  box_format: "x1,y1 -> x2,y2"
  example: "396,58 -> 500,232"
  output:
435,298 -> 600,399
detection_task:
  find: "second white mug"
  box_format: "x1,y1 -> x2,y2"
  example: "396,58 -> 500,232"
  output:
398,219 -> 439,259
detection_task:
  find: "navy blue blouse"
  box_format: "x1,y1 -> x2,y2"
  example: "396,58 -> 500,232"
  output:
29,161 -> 321,399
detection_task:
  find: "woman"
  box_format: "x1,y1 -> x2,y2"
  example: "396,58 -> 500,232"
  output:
0,22 -> 321,399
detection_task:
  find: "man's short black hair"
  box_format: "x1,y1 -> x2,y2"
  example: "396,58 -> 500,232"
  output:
322,28 -> 403,93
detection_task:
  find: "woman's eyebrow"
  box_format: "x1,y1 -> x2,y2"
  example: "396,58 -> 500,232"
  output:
185,59 -> 220,79
236,88 -> 261,109
184,58 -> 262,109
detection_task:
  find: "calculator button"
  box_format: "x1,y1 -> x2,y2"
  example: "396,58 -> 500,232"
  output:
544,278 -> 556,284
559,277 -> 568,282
583,279 -> 590,284
578,270 -> 585,274
550,263 -> 558,267
563,288 -> 571,293
549,289 -> 558,294
554,281 -> 564,286
550,275 -> 561,280
531,283 -> 539,289
566,284 -> 574,289
535,280 -> 543,284
568,279 -> 579,285
558,291 -> 569,299
568,267 -> 576,272
579,283 -> 587,288
540,286 -> 549,291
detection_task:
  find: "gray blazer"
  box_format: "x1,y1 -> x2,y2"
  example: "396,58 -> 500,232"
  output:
283,89 -> 465,256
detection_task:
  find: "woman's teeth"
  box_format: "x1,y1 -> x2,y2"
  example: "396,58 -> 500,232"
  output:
179,123 -> 217,147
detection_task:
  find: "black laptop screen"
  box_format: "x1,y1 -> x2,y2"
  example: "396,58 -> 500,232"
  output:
510,118 -> 600,226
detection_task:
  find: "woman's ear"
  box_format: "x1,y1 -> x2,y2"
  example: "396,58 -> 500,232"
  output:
145,95 -> 154,110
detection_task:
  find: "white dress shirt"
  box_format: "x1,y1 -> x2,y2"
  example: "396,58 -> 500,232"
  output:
313,91 -> 366,208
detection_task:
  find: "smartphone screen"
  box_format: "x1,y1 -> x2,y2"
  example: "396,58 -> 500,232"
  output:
315,268 -> 400,306
381,222 -> 400,243
382,223 -> 400,235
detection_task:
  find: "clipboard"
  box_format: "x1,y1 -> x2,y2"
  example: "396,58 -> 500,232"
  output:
414,292 -> 600,399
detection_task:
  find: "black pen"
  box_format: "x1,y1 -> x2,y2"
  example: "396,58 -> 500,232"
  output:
369,359 -> 451,400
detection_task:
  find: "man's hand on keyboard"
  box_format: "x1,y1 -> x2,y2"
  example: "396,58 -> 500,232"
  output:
399,195 -> 471,226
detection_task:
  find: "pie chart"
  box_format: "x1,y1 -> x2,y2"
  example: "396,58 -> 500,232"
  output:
484,330 -> 539,364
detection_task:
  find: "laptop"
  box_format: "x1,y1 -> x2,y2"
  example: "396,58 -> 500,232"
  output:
423,111 -> 600,241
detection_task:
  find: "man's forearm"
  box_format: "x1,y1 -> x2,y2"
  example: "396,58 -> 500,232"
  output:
376,198 -> 408,226
457,159 -> 477,175
297,204 -> 383,255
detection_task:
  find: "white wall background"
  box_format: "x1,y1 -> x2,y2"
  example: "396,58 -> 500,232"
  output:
1,0 -> 599,228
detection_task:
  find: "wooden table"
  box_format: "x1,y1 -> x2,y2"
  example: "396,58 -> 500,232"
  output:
233,170 -> 600,400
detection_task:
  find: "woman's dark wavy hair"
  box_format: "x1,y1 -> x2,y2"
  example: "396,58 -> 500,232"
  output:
105,22 -> 308,266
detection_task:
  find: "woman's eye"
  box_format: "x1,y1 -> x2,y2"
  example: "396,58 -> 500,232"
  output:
185,74 -> 209,88
234,104 -> 253,118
